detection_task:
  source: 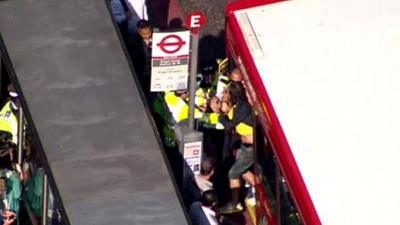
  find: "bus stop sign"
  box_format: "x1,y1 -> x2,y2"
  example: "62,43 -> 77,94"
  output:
185,11 -> 206,34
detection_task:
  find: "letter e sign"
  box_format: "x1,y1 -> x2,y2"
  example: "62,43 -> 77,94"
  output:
185,11 -> 206,34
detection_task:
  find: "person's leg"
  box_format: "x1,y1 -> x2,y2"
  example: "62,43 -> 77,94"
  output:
229,179 -> 241,206
221,145 -> 254,213
242,170 -> 256,205
241,171 -> 255,186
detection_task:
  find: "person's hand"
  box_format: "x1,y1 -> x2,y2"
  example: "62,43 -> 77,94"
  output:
209,97 -> 220,113
220,91 -> 231,113
198,103 -> 207,112
3,210 -> 16,225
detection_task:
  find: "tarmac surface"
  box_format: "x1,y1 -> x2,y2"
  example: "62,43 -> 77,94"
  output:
178,0 -> 230,68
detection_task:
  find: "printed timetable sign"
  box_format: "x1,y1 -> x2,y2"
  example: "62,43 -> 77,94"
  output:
183,141 -> 202,175
151,30 -> 190,92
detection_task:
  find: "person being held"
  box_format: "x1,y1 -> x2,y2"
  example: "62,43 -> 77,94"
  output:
213,82 -> 255,214
206,68 -> 244,128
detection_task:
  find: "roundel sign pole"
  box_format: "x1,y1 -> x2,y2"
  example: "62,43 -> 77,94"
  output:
175,11 -> 206,185
186,11 -> 206,130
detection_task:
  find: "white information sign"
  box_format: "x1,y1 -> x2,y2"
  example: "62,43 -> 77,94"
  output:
183,141 -> 202,175
151,30 -> 190,92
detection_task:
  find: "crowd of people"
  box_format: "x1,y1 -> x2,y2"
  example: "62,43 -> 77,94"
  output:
1,2 -> 257,225
178,67 -> 256,225
160,60 -> 256,225
0,84 -> 59,225
109,2 -> 258,222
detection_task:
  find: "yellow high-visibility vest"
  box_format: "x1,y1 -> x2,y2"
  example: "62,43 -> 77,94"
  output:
195,88 -> 208,108
164,92 -> 203,123
207,112 -> 224,130
0,101 -> 19,144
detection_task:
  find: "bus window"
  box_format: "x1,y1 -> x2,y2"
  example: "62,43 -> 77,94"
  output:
254,119 -> 303,225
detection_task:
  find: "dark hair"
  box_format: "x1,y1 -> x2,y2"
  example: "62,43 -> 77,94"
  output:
137,19 -> 152,29
201,189 -> 217,207
200,158 -> 214,176
228,81 -> 246,105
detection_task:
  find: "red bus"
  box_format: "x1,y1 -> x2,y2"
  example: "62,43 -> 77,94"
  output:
226,0 -> 400,225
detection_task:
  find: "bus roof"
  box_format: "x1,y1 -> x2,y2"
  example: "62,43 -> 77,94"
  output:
227,0 -> 400,225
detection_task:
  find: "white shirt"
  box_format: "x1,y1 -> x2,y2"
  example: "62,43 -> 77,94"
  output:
202,206 -> 218,225
195,175 -> 213,193
125,0 -> 148,20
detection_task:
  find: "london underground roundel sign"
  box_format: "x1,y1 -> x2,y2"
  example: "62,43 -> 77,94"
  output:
157,34 -> 187,54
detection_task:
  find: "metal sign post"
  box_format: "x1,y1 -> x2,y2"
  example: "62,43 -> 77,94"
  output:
175,125 -> 203,175
172,12 -> 207,184
186,12 -> 206,131
188,33 -> 199,130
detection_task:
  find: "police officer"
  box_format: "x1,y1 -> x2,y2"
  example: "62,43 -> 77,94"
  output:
0,85 -> 20,146
164,89 -> 204,124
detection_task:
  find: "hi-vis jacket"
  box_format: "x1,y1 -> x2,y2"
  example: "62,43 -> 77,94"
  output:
164,91 -> 204,123
0,101 -> 19,144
